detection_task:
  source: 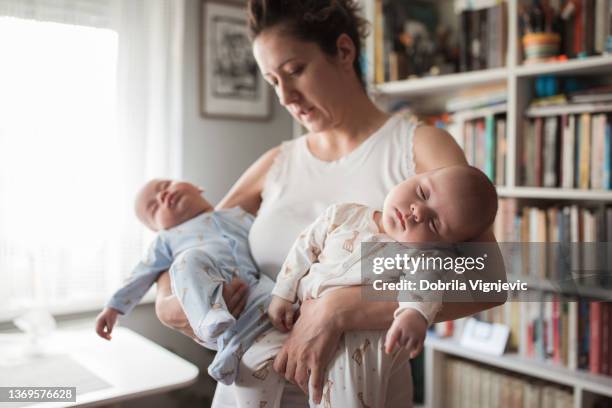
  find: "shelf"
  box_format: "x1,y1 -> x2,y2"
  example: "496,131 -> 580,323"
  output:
453,104 -> 508,120
496,187 -> 612,201
510,278 -> 612,301
526,102 -> 612,117
426,336 -> 612,398
514,55 -> 612,78
374,68 -> 507,97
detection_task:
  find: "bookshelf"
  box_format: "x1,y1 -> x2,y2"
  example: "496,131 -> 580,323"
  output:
361,0 -> 612,407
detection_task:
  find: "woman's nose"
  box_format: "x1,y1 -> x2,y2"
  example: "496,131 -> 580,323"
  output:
277,81 -> 298,106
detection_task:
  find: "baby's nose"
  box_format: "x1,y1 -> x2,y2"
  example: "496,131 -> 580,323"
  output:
410,203 -> 430,223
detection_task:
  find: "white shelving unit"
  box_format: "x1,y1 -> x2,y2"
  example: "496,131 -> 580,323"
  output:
361,0 -> 612,407
425,336 -> 612,408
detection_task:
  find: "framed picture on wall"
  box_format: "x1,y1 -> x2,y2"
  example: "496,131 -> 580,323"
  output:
200,0 -> 271,120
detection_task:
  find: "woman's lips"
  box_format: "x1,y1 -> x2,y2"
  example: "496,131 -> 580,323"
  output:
298,107 -> 314,120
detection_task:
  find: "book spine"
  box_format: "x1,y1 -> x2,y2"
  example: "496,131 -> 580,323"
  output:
485,114 -> 496,181
590,301 -> 602,374
579,113 -> 592,189
605,116 -> 611,189
602,302 -> 609,374
568,300 -> 578,370
553,297 -> 561,363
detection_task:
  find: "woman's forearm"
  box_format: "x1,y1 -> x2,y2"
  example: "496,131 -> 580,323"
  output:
330,289 -> 504,331
434,301 -> 503,323
327,286 -> 397,331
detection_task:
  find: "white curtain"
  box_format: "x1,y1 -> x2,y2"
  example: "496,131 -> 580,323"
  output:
0,0 -> 184,318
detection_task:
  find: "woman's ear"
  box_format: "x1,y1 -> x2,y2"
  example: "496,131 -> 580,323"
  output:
335,33 -> 356,71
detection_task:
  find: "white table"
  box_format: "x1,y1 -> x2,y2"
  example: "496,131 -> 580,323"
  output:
0,325 -> 199,407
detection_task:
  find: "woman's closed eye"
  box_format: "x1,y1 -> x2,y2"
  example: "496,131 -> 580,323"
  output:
287,65 -> 304,76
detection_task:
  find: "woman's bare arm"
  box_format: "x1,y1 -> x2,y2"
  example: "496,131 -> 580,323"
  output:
331,125 -> 506,330
216,146 -> 280,214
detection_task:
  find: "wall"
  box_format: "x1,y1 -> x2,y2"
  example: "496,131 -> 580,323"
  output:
180,0 -> 292,204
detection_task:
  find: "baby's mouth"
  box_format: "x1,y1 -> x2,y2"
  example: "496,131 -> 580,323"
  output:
395,208 -> 406,230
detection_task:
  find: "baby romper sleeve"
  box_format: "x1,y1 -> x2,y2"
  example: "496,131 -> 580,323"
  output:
106,236 -> 173,315
271,205 -> 335,302
395,248 -> 453,326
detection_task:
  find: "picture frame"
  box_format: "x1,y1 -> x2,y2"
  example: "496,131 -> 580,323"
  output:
200,0 -> 271,120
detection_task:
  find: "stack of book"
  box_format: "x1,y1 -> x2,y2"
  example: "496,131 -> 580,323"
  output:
494,200 -> 612,283
456,0 -> 507,71
521,112 -> 612,190
462,113 -> 507,185
444,357 -> 573,407
472,297 -> 612,376
519,0 -> 612,61
557,0 -> 612,58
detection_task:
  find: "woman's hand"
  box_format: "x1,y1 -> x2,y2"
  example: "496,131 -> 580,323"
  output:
273,296 -> 343,405
155,271 -> 249,337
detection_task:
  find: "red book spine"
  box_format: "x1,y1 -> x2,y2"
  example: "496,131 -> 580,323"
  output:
590,302 -> 602,374
608,303 -> 612,375
574,0 -> 584,55
602,303 -> 609,375
535,118 -> 543,187
553,298 -> 561,363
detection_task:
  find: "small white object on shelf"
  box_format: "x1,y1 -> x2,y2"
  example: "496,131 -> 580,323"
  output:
459,317 -> 510,356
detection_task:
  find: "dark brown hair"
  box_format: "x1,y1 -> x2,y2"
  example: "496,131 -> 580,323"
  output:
247,0 -> 369,87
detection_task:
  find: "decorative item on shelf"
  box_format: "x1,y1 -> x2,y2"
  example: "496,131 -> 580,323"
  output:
519,1 -> 562,64
520,0 -> 612,63
200,0 -> 271,120
522,32 -> 561,63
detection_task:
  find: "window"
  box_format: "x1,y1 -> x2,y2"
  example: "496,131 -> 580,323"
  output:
0,1 -> 184,319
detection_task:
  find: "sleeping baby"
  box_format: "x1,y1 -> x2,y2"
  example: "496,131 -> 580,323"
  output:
232,165 -> 498,407
95,179 -> 273,384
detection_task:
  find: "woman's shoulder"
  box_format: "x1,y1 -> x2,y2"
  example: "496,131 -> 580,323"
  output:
412,125 -> 467,172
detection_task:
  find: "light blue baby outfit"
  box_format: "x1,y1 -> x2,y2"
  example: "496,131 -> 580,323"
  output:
106,207 -> 273,385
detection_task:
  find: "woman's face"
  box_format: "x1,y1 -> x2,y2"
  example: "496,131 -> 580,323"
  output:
252,25 -> 354,132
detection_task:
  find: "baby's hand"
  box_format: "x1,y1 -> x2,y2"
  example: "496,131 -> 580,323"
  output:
268,296 -> 295,332
95,307 -> 119,341
384,308 -> 428,358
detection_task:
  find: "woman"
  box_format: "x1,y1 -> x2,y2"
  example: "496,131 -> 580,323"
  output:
155,1 -> 506,406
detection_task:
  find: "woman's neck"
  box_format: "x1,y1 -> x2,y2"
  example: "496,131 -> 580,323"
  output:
309,93 -> 390,161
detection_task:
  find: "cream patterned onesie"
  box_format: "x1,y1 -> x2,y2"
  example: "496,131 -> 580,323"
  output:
233,203 -> 445,408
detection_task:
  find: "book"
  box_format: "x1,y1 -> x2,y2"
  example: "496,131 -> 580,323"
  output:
561,115 -> 576,188
543,116 -> 559,187
485,114 -> 496,182
579,113 -> 592,189
590,301 -> 602,373
496,117 -> 507,186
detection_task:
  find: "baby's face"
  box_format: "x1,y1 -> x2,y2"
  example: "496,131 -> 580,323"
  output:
135,179 -> 211,231
382,167 -> 483,243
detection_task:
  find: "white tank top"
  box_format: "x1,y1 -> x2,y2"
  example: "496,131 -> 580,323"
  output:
249,114 -> 419,280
